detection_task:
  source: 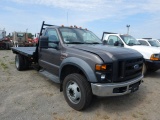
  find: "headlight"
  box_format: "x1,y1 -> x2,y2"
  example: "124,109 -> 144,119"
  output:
150,54 -> 160,61
95,64 -> 112,83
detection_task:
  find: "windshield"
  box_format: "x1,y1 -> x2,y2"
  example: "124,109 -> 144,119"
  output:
148,40 -> 160,47
120,35 -> 141,46
17,33 -> 24,37
59,28 -> 101,44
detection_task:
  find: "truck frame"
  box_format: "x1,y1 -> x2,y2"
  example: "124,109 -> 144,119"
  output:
12,21 -> 143,110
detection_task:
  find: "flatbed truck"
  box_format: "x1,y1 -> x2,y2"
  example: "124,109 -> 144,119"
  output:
12,21 -> 143,110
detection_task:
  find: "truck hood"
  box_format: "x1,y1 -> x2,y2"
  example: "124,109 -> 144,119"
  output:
72,44 -> 142,63
128,45 -> 160,59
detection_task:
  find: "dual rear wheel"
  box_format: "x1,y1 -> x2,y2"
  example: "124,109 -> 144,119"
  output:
15,54 -> 29,71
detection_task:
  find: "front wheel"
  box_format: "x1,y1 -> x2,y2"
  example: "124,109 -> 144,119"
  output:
63,73 -> 92,111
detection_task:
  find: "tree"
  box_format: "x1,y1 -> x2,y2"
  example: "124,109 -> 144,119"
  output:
27,33 -> 34,39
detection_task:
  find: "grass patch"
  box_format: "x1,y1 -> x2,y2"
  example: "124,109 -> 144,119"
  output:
0,62 -> 8,70
132,113 -> 138,118
3,56 -> 9,58
9,61 -> 15,64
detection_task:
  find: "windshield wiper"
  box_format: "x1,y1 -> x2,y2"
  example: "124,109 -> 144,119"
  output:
66,42 -> 85,44
134,43 -> 141,45
85,42 -> 101,44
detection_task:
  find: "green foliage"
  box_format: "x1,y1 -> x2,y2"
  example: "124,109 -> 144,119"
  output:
27,33 -> 34,39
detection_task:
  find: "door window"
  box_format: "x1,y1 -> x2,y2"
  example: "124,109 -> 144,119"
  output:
138,40 -> 149,46
108,36 -> 122,46
45,29 -> 59,47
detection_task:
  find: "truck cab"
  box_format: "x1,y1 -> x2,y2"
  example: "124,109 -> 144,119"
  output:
12,32 -> 34,47
102,32 -> 160,74
137,38 -> 160,48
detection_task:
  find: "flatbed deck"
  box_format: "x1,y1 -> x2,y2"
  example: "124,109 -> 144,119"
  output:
12,47 -> 36,57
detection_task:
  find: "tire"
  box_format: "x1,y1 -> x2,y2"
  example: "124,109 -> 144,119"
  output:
15,54 -> 25,71
142,63 -> 147,75
5,43 -> 9,50
24,57 -> 30,69
63,73 -> 92,111
8,43 -> 11,50
5,43 -> 11,50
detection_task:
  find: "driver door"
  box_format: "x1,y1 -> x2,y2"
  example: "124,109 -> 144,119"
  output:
39,28 -> 61,76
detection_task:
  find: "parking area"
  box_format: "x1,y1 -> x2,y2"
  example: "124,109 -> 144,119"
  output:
0,50 -> 160,120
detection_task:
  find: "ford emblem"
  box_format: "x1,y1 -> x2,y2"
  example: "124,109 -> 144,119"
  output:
134,64 -> 139,70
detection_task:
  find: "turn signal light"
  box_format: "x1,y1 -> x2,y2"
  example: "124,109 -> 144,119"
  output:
150,55 -> 160,61
95,64 -> 107,71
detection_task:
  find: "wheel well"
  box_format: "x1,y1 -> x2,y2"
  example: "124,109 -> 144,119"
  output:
60,65 -> 86,83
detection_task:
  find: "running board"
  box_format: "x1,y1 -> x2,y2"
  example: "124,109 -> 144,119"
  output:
39,69 -> 60,83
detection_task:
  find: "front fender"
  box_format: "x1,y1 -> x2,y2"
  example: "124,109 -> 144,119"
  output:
59,57 -> 97,83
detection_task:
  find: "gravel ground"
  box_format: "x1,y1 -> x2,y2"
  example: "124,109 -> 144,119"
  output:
0,50 -> 160,120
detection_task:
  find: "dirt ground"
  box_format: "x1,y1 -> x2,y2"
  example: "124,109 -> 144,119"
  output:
0,50 -> 160,120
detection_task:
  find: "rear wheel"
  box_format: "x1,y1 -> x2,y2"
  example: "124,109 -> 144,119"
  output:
15,54 -> 29,70
63,73 -> 92,111
24,57 -> 29,69
5,42 -> 11,50
8,43 -> 11,50
5,43 -> 9,50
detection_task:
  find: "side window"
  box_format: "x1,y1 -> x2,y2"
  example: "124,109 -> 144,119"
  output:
139,40 -> 149,46
44,29 -> 59,48
108,36 -> 122,46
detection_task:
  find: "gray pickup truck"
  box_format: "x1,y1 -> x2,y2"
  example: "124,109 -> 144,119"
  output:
12,21 -> 143,110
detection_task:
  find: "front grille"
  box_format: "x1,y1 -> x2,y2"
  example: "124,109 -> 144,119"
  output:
115,58 -> 143,83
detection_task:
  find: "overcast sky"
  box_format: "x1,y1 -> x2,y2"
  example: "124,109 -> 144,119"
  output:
0,0 -> 160,39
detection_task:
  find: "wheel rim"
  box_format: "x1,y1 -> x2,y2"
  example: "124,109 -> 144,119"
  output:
15,56 -> 19,68
66,81 -> 81,104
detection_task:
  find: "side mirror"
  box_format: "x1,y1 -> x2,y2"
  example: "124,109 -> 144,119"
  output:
39,36 -> 49,48
121,43 -> 124,47
114,41 -> 119,46
103,40 -> 108,45
39,36 -> 60,49
114,41 -> 124,47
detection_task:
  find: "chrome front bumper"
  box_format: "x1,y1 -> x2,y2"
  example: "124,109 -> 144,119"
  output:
91,75 -> 143,97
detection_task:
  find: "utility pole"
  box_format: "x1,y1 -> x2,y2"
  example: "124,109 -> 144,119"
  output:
26,28 -> 28,33
126,25 -> 130,35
